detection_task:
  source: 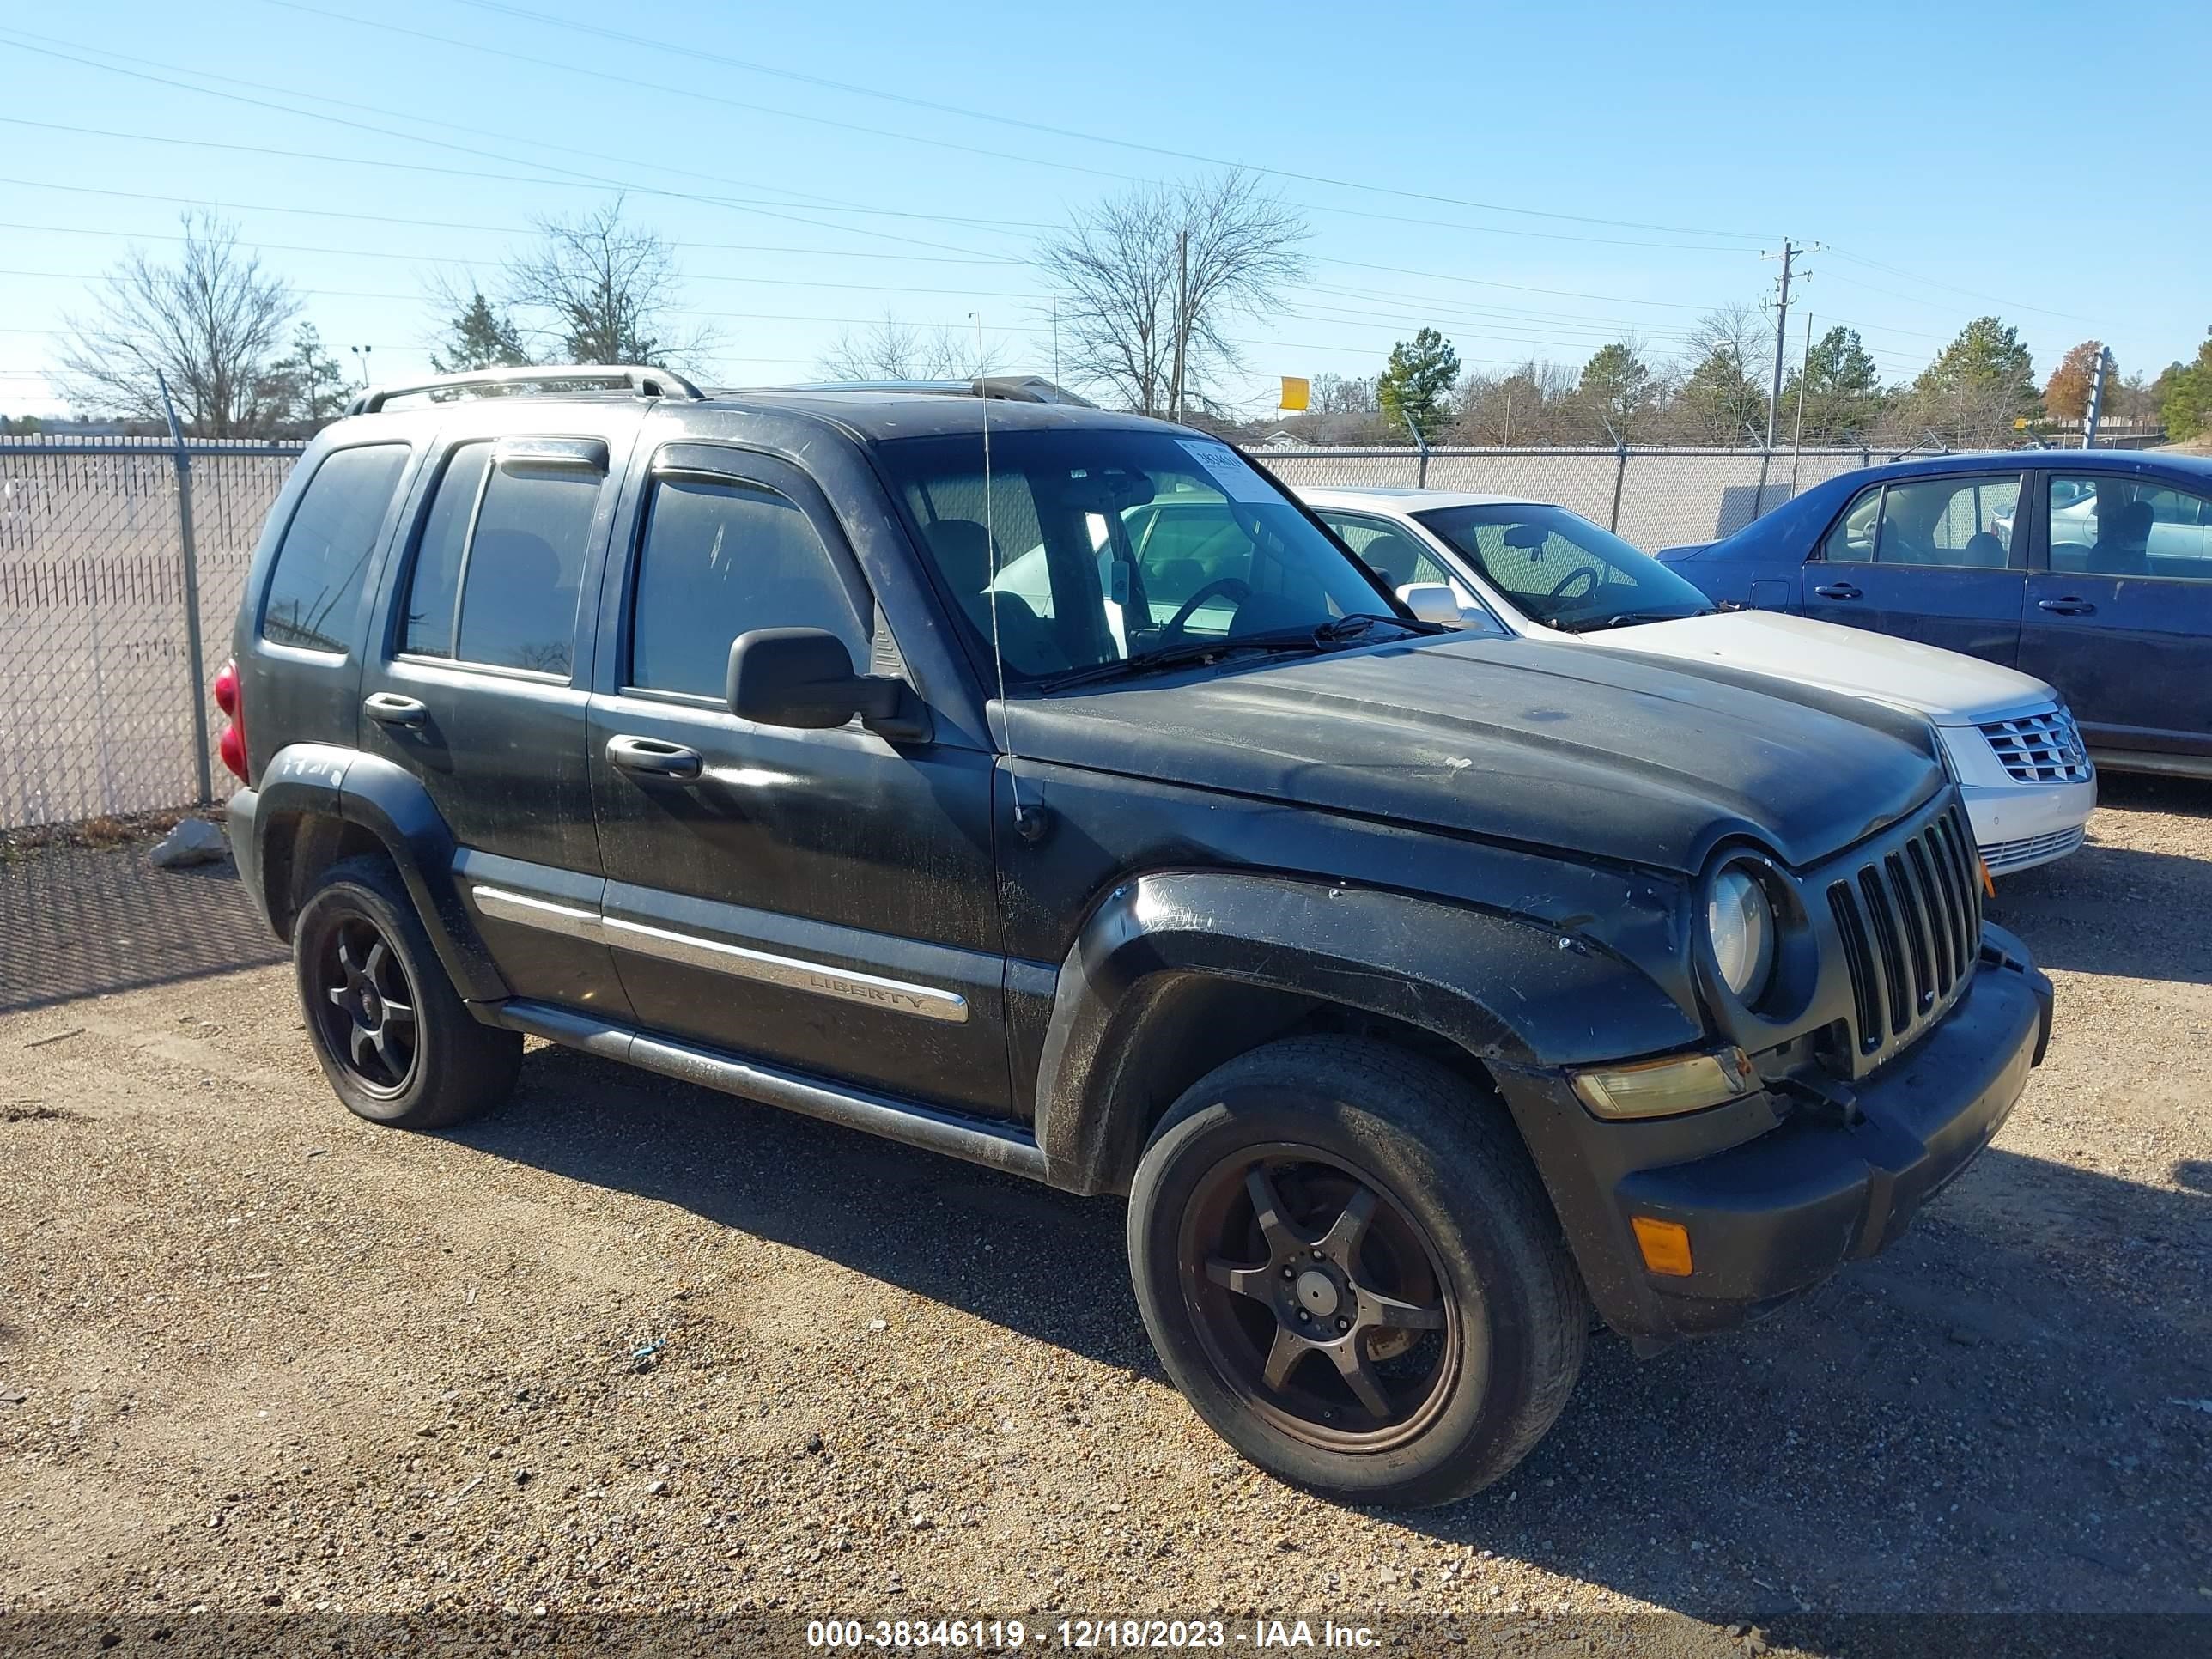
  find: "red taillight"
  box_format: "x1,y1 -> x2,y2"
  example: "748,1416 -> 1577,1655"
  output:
213,657 -> 248,781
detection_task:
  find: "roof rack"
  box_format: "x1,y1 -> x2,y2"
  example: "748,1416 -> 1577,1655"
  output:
346,364 -> 706,416
739,375 -> 1096,408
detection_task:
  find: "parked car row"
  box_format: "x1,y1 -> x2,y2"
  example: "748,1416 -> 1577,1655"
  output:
222,368 -> 2055,1510
1292,485 -> 2099,875
1656,448 -> 2212,780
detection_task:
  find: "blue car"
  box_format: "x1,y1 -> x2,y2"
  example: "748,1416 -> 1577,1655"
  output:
1659,450 -> 2212,777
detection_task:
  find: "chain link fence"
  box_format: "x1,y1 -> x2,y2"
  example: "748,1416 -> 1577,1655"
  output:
1,435 -> 303,831
1,434 -> 1893,834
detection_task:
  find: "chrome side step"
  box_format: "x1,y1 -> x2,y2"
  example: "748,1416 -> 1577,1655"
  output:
490,1000 -> 1049,1183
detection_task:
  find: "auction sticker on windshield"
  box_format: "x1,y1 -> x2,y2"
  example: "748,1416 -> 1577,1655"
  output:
1175,439 -> 1276,502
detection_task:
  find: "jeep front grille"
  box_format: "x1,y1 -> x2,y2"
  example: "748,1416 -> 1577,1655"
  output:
1825,799 -> 1982,1066
1978,708 -> 2091,785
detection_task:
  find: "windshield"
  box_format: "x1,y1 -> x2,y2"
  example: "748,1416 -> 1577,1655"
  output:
876,427 -> 1403,684
1412,503 -> 1716,632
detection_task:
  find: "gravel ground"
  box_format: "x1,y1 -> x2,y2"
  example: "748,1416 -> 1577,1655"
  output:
1,781 -> 2209,1656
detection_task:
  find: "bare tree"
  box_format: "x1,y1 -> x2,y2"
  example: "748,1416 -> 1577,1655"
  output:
502,197 -> 715,370
1666,303 -> 1774,445
1036,170 -> 1308,416
56,212 -> 298,436
817,310 -> 1006,381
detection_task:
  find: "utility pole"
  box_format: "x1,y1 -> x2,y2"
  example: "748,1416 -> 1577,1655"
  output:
1170,228 -> 1188,422
1760,240 -> 1808,452
2082,345 -> 2113,450
1790,311 -> 1812,491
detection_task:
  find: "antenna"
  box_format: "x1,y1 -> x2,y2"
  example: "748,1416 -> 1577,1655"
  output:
969,312 -> 1037,840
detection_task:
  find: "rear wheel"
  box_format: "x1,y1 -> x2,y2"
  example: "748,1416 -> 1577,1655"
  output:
1128,1036 -> 1586,1507
294,855 -> 520,1130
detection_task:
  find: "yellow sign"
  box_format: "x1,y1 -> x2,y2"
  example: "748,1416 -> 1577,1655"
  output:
1279,376 -> 1310,412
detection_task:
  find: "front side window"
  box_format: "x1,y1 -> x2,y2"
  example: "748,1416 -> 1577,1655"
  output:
1826,474 -> 2020,569
2047,473 -> 2212,578
629,477 -> 866,699
1316,511 -> 1504,636
1410,502 -> 1713,633
397,450 -> 602,677
877,429 -> 1394,683
261,444 -> 409,653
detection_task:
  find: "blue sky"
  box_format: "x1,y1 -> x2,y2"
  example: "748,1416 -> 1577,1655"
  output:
3,0 -> 2207,418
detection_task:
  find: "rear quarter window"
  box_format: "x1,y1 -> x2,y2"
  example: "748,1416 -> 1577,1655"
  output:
261,444 -> 410,653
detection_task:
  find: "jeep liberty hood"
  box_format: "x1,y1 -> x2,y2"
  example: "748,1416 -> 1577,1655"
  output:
1001,633 -> 1943,875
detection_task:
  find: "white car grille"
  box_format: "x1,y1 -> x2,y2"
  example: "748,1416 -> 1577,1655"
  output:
1978,708 -> 2091,785
1979,824 -> 2087,874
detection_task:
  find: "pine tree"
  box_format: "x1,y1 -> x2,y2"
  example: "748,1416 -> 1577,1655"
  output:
1376,328 -> 1459,438
1577,343 -> 1656,441
431,289 -> 532,374
2159,328 -> 2212,441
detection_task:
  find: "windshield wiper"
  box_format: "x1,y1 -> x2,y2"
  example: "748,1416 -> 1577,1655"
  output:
1312,611 -> 1449,642
1038,614 -> 1445,692
1037,629 -> 1328,691
1562,608 -> 1714,634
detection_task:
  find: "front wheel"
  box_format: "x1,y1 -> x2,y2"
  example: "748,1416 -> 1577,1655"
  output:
1127,1037 -> 1586,1507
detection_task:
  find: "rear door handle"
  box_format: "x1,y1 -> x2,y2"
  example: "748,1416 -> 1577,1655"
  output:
362,692 -> 428,727
2038,597 -> 2097,616
606,734 -> 703,781
1812,581 -> 1862,600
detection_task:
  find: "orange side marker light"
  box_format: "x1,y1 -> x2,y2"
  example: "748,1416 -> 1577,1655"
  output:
1632,1216 -> 1694,1278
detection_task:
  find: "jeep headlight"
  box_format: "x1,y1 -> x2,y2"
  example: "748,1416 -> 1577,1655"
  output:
1707,866 -> 1777,1004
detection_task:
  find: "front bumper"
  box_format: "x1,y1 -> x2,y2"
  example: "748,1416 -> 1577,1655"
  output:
1498,926 -> 2052,1346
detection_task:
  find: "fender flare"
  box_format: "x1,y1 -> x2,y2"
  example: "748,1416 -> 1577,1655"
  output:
1030,869 -> 1701,1194
246,744 -> 509,1003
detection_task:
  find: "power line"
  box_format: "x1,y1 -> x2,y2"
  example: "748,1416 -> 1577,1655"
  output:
439,0 -> 1774,242
0,178 -> 1024,265
1824,246 -> 2093,325
242,1 -> 1764,253
0,28 -> 1049,238
0,222 -> 1039,299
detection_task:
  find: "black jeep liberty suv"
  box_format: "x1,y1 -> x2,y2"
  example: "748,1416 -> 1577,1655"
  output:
220,366 -> 2053,1508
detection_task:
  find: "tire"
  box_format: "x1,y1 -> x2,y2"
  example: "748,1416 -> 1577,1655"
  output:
1127,1036 -> 1586,1508
292,854 -> 521,1131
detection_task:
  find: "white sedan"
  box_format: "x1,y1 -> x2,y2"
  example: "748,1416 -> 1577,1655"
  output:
1299,486 -> 2096,875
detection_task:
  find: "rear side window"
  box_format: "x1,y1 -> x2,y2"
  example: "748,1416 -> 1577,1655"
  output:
261,444 -> 409,653
629,477 -> 866,699
400,443 -> 490,658
398,448 -> 603,677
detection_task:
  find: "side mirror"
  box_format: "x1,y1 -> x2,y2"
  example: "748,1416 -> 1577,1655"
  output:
1395,582 -> 1462,624
726,628 -> 926,740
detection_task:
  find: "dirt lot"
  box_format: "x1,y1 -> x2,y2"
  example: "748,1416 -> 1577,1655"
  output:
2,781 -> 2209,1655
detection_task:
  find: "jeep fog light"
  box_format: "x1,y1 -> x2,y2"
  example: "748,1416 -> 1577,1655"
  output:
1571,1047 -> 1755,1120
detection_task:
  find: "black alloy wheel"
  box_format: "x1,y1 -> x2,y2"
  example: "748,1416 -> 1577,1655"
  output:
310,916 -> 420,1097
1187,1147 -> 1463,1452
292,854 -> 521,1131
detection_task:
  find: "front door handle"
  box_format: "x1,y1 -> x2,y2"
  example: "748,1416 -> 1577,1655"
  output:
362,692 -> 428,727
2038,597 -> 2097,616
606,734 -> 703,781
1812,581 -> 1863,601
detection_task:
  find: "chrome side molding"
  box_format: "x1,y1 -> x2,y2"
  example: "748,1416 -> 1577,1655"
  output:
601,915 -> 969,1024
469,885 -> 969,1024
